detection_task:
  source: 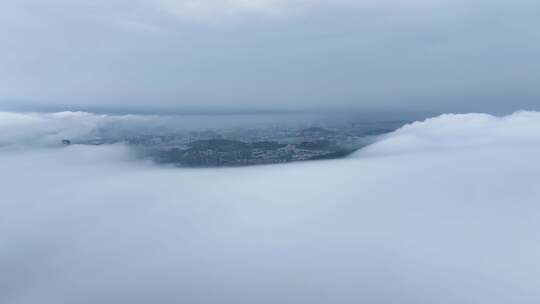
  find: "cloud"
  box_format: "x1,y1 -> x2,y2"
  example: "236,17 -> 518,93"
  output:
357,111 -> 540,156
0,111 -> 146,148
0,111 -> 103,147
1,111 -> 540,303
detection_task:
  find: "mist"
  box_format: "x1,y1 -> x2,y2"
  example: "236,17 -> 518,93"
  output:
2,111 -> 540,303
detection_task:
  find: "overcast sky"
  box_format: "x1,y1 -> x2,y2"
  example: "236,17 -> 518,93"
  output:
1,0 -> 539,113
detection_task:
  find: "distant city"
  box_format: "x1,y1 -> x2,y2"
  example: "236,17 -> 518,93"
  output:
67,119 -> 407,167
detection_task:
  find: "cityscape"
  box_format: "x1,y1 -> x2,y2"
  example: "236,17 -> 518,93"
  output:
71,119 -> 406,167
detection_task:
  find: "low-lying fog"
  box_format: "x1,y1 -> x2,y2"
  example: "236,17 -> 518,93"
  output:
1,111 -> 540,303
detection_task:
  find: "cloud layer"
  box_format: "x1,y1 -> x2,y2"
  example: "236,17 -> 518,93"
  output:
358,111 -> 540,156
1,111 -> 540,303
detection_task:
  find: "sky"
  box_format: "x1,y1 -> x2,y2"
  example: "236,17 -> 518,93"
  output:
1,0 -> 540,113
2,110 -> 540,303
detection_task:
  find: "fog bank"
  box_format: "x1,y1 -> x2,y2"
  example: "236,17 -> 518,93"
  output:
1,111 -> 540,303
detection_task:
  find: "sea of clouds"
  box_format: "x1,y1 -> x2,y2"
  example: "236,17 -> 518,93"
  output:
1,111 -> 540,304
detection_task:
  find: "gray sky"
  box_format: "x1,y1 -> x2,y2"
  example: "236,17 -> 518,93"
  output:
1,0 -> 540,113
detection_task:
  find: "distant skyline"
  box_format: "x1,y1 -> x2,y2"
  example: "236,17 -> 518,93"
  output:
2,0 -> 540,113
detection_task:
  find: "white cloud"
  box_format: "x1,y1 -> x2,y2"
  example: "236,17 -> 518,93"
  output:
357,111 -> 540,156
1,111 -> 540,303
0,111 -> 104,147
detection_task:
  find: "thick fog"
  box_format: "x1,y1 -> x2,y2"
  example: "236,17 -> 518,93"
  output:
2,111 -> 540,303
